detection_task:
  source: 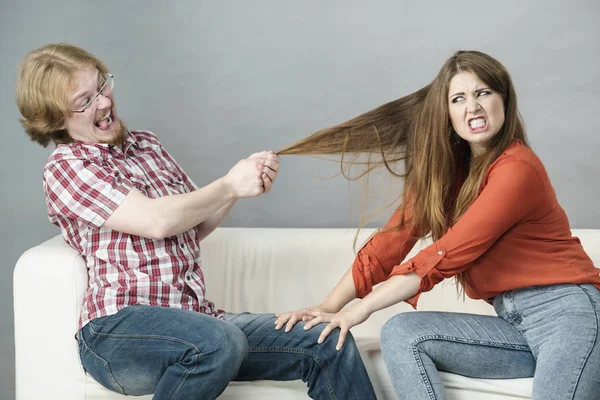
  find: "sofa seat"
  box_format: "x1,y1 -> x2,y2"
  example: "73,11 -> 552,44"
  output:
15,228 -> 600,399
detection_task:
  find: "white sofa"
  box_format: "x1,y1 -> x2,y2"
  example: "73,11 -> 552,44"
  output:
14,228 -> 600,399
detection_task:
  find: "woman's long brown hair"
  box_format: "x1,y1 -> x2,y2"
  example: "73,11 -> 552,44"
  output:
277,50 -> 529,295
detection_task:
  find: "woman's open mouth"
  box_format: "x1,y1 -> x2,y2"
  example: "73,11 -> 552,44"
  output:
468,117 -> 487,133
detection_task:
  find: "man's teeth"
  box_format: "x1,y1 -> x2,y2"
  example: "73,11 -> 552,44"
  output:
95,110 -> 113,129
469,118 -> 486,129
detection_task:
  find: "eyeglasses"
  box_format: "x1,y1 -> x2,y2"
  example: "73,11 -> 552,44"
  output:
71,73 -> 114,113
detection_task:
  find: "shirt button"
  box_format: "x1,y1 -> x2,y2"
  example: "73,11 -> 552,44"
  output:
186,275 -> 191,281
180,243 -> 185,249
437,251 -> 443,256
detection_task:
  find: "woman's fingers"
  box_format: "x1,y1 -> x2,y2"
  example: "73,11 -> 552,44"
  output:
274,314 -> 290,330
335,326 -> 349,351
317,320 -> 339,344
303,315 -> 323,331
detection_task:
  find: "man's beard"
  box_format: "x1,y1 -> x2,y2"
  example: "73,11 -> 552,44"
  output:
100,119 -> 128,146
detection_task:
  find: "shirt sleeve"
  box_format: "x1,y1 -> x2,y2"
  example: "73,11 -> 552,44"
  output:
352,199 -> 420,298
43,158 -> 133,228
389,157 -> 548,308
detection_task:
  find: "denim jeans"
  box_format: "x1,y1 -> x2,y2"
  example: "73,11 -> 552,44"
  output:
78,305 -> 376,399
380,283 -> 600,400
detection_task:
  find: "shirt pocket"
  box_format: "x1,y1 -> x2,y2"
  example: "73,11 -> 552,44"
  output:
129,175 -> 150,197
155,168 -> 189,196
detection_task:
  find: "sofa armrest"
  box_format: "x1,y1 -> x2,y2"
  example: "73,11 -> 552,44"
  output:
14,235 -> 88,400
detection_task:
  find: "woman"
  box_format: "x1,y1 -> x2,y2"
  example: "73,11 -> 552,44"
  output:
275,50 -> 600,399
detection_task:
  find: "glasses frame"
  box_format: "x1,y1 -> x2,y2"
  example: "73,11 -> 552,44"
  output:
71,73 -> 114,113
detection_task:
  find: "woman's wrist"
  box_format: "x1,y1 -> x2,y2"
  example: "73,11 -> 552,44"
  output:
319,297 -> 346,313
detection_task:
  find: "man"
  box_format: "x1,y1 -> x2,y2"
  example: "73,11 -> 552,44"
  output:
16,43 -> 376,399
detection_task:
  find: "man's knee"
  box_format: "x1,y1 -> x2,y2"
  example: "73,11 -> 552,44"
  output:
303,323 -> 362,363
213,321 -> 249,371
174,318 -> 248,378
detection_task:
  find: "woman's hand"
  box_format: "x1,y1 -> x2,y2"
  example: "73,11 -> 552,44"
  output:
303,303 -> 371,351
275,305 -> 332,332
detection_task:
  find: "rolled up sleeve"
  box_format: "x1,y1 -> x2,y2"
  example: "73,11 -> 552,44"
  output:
352,201 -> 419,298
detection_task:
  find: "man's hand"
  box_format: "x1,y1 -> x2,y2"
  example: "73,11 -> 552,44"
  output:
224,151 -> 280,198
223,158 -> 263,198
248,151 -> 280,193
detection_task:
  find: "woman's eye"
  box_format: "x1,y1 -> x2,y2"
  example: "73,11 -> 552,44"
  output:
477,91 -> 491,97
451,96 -> 464,103
81,98 -> 91,107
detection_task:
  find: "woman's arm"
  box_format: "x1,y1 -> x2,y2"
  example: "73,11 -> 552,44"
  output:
275,268 -> 356,332
275,203 -> 419,331
304,273 -> 421,350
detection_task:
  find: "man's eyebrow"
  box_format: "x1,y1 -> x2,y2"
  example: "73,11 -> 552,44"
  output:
73,90 -> 93,101
72,72 -> 101,100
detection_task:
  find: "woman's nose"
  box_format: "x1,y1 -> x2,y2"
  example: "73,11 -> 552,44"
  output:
466,97 -> 481,113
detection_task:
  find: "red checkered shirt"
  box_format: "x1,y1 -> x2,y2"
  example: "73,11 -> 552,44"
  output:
43,130 -> 225,331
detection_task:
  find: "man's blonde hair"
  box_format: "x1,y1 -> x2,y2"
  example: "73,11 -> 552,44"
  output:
16,43 -> 109,147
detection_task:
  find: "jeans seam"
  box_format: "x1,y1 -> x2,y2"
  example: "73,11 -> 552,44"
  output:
411,334 -> 532,400
90,329 -> 203,354
411,341 -> 437,400
413,335 -> 531,351
169,354 -> 197,400
79,333 -> 126,395
568,285 -> 599,400
249,346 -> 336,400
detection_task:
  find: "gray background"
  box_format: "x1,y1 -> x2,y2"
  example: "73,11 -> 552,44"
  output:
1,0 -> 599,398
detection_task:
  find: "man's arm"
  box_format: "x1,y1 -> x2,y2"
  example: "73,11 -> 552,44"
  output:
196,199 -> 237,241
104,157 -> 264,240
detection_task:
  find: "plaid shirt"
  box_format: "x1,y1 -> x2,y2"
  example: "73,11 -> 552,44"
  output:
43,130 -> 224,331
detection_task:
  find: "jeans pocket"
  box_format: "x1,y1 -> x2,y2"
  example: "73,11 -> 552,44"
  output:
87,315 -> 114,333
79,338 -> 126,395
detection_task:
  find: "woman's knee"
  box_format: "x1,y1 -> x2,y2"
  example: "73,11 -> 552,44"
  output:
381,312 -> 425,348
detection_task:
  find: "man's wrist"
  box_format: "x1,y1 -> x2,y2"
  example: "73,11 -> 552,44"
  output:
218,176 -> 238,201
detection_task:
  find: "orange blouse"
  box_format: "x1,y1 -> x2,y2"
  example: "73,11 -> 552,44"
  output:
352,141 -> 600,307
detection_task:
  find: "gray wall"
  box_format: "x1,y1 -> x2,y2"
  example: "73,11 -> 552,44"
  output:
2,0 -> 599,397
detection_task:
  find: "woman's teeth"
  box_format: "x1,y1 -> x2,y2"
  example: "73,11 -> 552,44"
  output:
469,118 -> 486,129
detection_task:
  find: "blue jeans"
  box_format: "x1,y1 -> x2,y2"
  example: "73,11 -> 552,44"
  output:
380,283 -> 600,400
78,305 -> 376,399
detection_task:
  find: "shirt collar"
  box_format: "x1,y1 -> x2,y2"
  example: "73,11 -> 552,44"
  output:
70,130 -> 137,157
